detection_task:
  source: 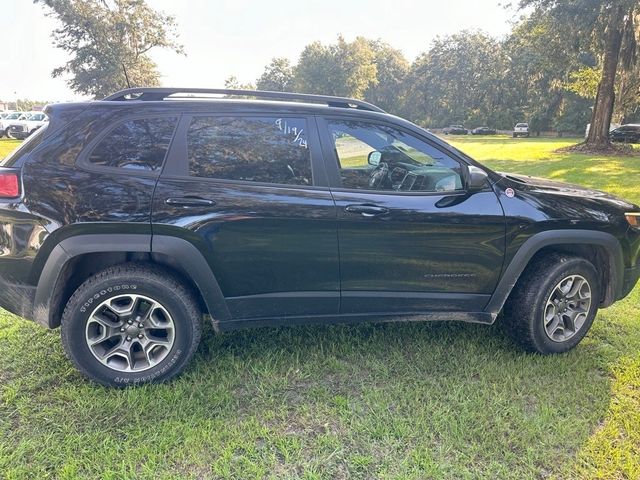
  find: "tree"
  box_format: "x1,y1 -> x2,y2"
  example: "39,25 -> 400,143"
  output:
294,36 -> 377,98
405,31 -> 513,128
566,67 -> 601,99
504,13 -> 578,134
35,0 -> 183,98
520,0 -> 640,149
363,40 -> 409,114
224,76 -> 255,90
256,58 -> 295,91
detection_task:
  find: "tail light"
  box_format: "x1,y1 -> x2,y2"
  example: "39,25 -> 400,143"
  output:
0,172 -> 20,198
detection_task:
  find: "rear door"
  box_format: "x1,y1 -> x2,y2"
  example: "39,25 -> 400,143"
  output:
317,116 -> 505,315
152,112 -> 340,321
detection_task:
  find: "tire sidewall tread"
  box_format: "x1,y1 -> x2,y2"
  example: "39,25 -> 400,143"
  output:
61,263 -> 202,387
503,254 -> 600,354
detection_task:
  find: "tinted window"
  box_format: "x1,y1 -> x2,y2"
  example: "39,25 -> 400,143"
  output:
187,116 -> 311,186
88,117 -> 177,171
1,124 -> 48,166
328,120 -> 463,192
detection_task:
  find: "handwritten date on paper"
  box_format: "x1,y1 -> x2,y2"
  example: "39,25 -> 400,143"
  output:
275,118 -> 308,148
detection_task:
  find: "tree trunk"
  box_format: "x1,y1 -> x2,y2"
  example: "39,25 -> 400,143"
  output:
586,6 -> 626,148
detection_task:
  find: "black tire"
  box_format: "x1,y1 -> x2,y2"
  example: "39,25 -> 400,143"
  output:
61,263 -> 202,387
4,128 -> 11,139
503,254 -> 600,354
512,133 -> 517,138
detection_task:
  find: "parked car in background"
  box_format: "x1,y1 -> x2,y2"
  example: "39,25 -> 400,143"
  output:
609,124 -> 640,144
7,112 -> 48,139
471,126 -> 496,135
585,123 -> 620,138
442,124 -> 468,135
0,111 -> 30,138
513,123 -> 529,138
0,87 -> 639,386
0,111 -> 15,120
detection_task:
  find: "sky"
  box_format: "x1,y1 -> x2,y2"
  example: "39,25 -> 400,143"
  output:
0,0 -> 519,102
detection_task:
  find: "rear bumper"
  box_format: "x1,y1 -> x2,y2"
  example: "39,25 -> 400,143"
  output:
0,278 -> 36,322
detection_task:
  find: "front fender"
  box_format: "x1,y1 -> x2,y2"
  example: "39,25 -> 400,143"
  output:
484,229 -> 624,315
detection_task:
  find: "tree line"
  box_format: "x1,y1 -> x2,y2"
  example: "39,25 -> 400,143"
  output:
34,0 -> 640,149
229,9 -> 638,139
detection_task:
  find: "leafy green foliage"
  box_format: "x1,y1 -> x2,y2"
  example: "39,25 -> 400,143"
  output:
246,27 -> 609,133
567,67 -> 601,99
294,36 -> 377,98
34,0 -> 184,98
224,76 -> 256,91
405,31 -> 514,128
256,58 -> 295,92
362,40 -> 409,114
519,0 -> 640,146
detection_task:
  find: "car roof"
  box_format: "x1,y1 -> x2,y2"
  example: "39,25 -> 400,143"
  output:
45,97 -> 399,128
84,98 -> 391,117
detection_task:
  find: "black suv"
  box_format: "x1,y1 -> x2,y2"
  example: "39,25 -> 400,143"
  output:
610,124 -> 640,143
1,88 -> 639,387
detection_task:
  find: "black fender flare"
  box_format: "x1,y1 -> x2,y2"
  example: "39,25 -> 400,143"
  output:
484,229 -> 624,315
33,234 -> 230,328
151,235 -> 231,326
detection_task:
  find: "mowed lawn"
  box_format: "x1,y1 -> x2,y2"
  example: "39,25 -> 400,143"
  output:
0,135 -> 639,479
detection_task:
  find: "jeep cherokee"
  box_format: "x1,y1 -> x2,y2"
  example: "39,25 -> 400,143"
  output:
0,88 -> 638,387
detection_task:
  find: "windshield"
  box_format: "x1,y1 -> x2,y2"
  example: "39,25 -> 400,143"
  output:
6,112 -> 22,120
516,123 -> 528,127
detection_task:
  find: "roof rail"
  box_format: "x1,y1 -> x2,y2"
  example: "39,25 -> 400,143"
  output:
102,88 -> 386,113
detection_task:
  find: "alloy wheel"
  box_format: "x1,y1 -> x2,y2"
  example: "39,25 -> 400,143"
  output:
543,275 -> 592,342
84,294 -> 175,372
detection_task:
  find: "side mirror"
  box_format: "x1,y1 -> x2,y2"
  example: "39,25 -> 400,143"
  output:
467,165 -> 489,190
368,151 -> 382,166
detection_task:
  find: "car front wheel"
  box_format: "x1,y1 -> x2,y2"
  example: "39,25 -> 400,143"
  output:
503,254 -> 599,354
61,263 -> 202,387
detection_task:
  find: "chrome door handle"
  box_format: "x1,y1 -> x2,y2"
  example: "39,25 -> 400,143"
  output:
344,204 -> 389,217
165,197 -> 216,207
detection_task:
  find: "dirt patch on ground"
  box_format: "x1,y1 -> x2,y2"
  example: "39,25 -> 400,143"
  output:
555,142 -> 640,156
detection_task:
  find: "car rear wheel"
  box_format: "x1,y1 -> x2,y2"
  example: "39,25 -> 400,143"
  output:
503,254 -> 599,354
61,263 -> 202,387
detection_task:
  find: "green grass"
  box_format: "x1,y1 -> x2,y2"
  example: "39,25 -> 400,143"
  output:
1,136 -> 639,479
0,138 -> 21,159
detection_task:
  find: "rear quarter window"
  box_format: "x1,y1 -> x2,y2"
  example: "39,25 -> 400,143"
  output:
0,124 -> 48,167
87,117 -> 178,171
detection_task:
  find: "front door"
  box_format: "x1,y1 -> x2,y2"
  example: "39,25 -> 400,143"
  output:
153,113 -> 339,321
317,116 -> 505,315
